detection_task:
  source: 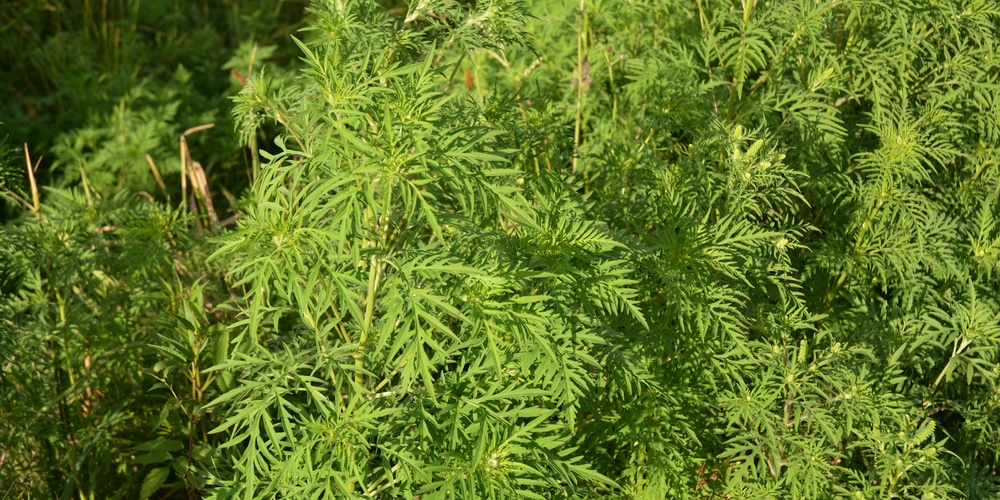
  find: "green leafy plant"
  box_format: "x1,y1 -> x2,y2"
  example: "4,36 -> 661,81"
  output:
0,188 -> 234,498
206,1 -> 644,496
3,0 -> 1000,498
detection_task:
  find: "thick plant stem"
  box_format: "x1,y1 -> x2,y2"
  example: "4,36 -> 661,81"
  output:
358,180 -> 394,384
348,180 -> 393,495
358,253 -> 383,384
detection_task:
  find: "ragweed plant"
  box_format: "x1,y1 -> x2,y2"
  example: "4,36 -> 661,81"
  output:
473,0 -> 1000,496
207,1 -> 642,497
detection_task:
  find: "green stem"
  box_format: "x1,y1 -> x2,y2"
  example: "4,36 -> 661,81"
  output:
603,46 -> 618,126
56,290 -> 76,387
358,180 -> 394,382
316,274 -> 351,345
361,255 -> 381,346
931,338 -> 970,395
273,106 -> 308,154
826,194 -> 884,307
734,0 -> 841,118
852,196 -> 884,254
249,133 -> 261,187
826,269 -> 848,308
572,0 -> 588,173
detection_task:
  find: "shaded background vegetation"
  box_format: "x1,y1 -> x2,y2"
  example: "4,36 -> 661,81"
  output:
1,0 -> 309,214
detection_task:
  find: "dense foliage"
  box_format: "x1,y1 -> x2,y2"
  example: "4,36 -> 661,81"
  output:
2,0 -> 999,498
